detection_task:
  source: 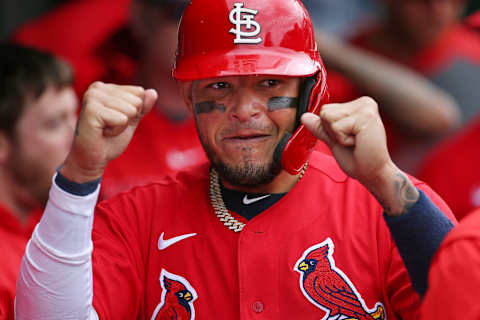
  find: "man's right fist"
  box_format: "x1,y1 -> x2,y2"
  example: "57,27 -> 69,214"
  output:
60,82 -> 157,183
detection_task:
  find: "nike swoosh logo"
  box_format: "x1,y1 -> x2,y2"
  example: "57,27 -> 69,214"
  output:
158,232 -> 197,251
242,194 -> 271,205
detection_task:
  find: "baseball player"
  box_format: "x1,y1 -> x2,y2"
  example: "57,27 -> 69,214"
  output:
16,1 -> 454,319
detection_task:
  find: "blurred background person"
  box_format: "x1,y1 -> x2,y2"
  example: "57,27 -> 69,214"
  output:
415,11 -> 480,221
302,0 -> 381,39
407,13 -> 480,319
12,0 -> 206,199
316,30 -> 460,154
322,0 -> 480,173
417,113 -> 480,221
351,0 -> 480,124
0,43 -> 77,320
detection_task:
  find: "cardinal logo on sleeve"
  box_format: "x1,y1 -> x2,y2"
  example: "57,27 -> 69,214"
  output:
294,238 -> 385,320
151,269 -> 198,320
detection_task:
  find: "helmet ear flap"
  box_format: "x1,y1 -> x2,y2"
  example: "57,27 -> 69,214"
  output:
280,68 -> 329,175
295,75 -> 318,130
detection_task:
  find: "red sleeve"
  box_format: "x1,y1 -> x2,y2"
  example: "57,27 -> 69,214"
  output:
421,210 -> 480,319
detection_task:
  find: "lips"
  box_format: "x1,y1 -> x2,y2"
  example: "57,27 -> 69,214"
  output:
223,132 -> 270,142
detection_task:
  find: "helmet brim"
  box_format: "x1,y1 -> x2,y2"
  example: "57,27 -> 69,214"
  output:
173,47 -> 320,81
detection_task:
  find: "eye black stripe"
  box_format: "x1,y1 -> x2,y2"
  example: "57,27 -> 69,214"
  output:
194,101 -> 227,114
267,97 -> 298,111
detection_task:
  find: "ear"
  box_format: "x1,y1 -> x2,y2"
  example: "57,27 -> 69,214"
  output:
0,131 -> 11,165
178,81 -> 194,114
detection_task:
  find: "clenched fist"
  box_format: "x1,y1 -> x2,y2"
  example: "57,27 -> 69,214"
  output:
60,82 -> 157,183
301,97 -> 419,216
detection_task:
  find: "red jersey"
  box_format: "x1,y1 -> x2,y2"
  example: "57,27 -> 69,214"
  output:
417,115 -> 480,220
91,152 -> 452,319
0,204 -> 41,320
421,208 -> 480,319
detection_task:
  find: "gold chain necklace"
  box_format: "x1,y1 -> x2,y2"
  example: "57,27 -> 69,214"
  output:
209,162 -> 308,233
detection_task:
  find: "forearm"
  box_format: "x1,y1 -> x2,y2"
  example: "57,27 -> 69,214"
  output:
318,34 -> 460,135
15,174 -> 99,320
363,163 -> 419,217
363,163 -> 454,295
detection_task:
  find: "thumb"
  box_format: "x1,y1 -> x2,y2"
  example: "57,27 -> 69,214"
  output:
142,89 -> 158,117
301,112 -> 335,148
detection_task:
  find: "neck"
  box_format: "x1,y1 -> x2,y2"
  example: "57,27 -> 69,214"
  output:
0,170 -> 37,224
221,169 -> 302,194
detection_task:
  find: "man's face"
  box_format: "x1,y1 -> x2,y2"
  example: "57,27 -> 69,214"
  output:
185,75 -> 300,187
388,0 -> 465,46
7,86 -> 78,205
131,1 -> 189,119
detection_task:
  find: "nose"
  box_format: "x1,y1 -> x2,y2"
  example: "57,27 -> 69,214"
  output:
229,89 -> 263,122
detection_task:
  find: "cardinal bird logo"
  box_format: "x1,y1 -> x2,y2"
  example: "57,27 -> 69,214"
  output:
294,238 -> 385,320
150,269 -> 198,320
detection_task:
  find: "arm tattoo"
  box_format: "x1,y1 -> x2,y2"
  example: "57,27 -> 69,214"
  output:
370,172 -> 419,216
394,172 -> 419,215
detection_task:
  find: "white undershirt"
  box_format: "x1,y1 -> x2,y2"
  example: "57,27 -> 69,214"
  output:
15,174 -> 99,320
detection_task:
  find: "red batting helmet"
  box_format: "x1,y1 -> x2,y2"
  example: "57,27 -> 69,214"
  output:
173,0 -> 329,175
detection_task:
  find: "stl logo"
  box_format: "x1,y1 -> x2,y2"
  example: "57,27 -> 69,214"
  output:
229,3 -> 262,44
151,269 -> 198,320
294,238 -> 385,320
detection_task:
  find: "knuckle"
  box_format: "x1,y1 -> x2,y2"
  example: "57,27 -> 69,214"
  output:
89,81 -> 104,90
82,91 -> 98,107
358,96 -> 378,111
320,106 -> 333,120
83,90 -> 93,101
84,87 -> 102,102
331,121 -> 343,133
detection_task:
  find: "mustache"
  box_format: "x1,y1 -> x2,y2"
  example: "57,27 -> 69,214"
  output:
219,121 -> 274,136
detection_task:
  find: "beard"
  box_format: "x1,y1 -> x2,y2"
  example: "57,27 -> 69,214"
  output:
212,154 -> 282,187
7,144 -> 55,207
199,133 -> 283,188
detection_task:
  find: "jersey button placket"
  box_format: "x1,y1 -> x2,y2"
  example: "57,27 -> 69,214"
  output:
252,300 -> 264,313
